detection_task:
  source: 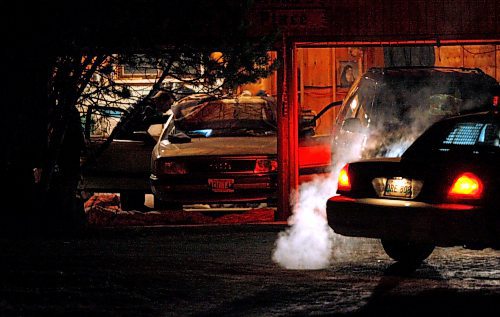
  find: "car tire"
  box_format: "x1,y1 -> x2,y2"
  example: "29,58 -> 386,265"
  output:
120,191 -> 145,211
154,196 -> 183,211
381,239 -> 435,264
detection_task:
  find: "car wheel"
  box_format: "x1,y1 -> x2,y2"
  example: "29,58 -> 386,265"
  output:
120,191 -> 145,211
381,239 -> 435,264
153,196 -> 183,211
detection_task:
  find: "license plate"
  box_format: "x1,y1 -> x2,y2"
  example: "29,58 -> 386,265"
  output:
384,177 -> 412,198
208,179 -> 234,193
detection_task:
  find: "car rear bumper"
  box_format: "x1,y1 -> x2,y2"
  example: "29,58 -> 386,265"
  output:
151,174 -> 277,204
326,196 -> 497,247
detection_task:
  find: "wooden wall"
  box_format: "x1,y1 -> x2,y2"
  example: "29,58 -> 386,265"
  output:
434,45 -> 500,80
297,47 -> 384,135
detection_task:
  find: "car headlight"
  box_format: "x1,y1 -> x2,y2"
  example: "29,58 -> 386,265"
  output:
254,159 -> 278,173
160,161 -> 188,175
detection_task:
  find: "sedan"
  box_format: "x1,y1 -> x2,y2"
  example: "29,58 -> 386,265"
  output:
151,93 -> 335,210
327,109 -> 500,264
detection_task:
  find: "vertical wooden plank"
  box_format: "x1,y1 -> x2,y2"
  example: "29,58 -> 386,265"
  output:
396,0 -> 410,35
331,48 -> 336,105
463,45 -> 496,79
483,0 -> 496,37
426,0 -> 438,36
379,1 -> 391,34
357,0 -> 368,36
434,46 -> 464,67
416,0 -> 428,35
497,1 -> 500,36
370,0 -> 384,36
297,48 -> 304,106
496,45 -> 500,82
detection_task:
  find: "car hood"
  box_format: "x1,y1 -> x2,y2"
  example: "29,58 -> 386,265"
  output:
156,136 -> 277,158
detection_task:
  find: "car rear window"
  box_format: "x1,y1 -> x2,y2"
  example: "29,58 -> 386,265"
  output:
402,116 -> 500,159
442,122 -> 498,146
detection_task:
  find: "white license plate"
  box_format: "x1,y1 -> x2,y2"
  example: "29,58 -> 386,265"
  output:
208,179 -> 234,193
384,178 -> 412,198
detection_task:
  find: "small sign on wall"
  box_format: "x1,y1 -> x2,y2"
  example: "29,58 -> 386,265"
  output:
337,61 -> 358,89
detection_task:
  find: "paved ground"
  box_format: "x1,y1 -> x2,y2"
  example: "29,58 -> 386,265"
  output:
0,225 -> 499,316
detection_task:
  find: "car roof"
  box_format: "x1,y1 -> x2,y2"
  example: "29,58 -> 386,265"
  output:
363,66 -> 498,85
437,110 -> 500,124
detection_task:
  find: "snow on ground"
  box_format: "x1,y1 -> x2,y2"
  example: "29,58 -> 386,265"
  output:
84,194 -> 276,227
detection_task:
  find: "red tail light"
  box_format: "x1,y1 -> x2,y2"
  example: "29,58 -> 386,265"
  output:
448,172 -> 483,200
338,164 -> 351,191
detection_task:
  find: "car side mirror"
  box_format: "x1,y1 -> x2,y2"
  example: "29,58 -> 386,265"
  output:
342,118 -> 365,134
167,132 -> 191,144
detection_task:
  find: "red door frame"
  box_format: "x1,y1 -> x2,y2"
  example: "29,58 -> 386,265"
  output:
276,39 -> 299,221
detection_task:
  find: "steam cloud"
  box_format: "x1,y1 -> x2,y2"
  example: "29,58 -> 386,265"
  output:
272,138 -> 365,270
272,175 -> 337,270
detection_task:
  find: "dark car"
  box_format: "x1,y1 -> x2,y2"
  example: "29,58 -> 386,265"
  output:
326,109 -> 500,264
332,66 -> 498,161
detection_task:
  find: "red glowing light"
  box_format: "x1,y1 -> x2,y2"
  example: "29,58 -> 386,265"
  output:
337,164 -> 351,191
448,172 -> 483,200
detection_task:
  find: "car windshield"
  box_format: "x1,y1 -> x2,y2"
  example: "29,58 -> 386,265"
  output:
167,96 -> 277,138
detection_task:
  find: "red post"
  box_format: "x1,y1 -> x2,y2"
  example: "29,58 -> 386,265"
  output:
276,39 -> 299,221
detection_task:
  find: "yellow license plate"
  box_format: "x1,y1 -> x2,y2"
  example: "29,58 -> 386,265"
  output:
208,179 -> 234,193
384,178 -> 412,198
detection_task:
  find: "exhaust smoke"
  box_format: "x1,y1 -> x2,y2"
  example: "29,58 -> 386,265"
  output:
272,138 -> 365,270
272,175 -> 336,270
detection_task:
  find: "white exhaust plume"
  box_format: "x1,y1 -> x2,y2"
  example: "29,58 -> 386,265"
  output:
272,167 -> 368,269
272,175 -> 336,270
272,137 -> 365,270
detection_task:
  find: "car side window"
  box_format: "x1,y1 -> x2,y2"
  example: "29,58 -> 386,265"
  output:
338,89 -> 359,122
356,92 -> 373,126
336,78 -> 362,123
354,86 -> 376,126
337,78 -> 377,127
